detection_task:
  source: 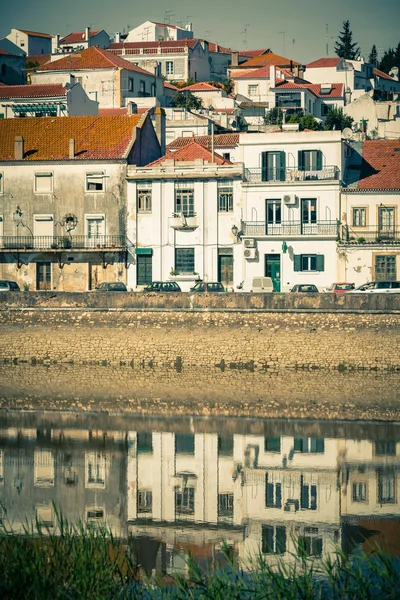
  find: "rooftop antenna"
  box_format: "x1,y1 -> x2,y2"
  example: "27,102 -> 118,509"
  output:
164,10 -> 175,25
143,25 -> 151,41
278,31 -> 286,55
240,24 -> 250,48
292,38 -> 295,56
206,30 -> 211,40
326,23 -> 329,56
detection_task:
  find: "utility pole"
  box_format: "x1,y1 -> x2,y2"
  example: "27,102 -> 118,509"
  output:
278,31 -> 286,55
241,24 -> 250,48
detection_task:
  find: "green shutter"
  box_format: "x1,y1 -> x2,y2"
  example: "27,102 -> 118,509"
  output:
279,151 -> 286,181
316,150 -> 323,170
135,248 -> 153,255
298,150 -> 304,171
294,255 -> 301,271
315,255 -> 325,271
261,151 -> 268,181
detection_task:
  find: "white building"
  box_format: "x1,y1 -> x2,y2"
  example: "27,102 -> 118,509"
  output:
6,28 -> 53,56
344,92 -> 400,139
56,27 -> 111,52
124,21 -> 194,43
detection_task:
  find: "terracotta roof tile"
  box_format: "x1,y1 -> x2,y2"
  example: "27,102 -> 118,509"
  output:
306,57 -> 341,69
208,43 -> 232,54
164,81 -> 179,90
26,54 -> 52,67
146,140 -> 231,166
237,51 -> 301,69
238,48 -> 269,58
0,115 -> 143,161
60,30 -> 102,44
17,29 -> 53,39
275,80 -> 344,98
374,68 -> 395,81
167,133 -> 239,150
36,46 -> 153,75
356,140 -> 400,190
180,82 -> 220,92
98,107 -> 128,115
0,84 -> 66,99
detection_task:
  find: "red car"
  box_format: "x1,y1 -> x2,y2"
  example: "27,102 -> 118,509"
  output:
323,282 -> 355,293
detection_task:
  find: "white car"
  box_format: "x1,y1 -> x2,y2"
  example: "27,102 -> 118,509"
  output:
236,277 -> 274,293
347,281 -> 400,293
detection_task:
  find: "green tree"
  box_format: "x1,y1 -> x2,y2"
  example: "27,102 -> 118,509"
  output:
223,78 -> 234,95
324,107 -> 353,131
368,44 -> 378,66
334,20 -> 360,59
172,91 -> 203,110
378,42 -> 400,74
264,107 -> 284,125
287,112 -> 320,130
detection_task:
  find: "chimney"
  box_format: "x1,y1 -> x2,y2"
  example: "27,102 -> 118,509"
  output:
127,101 -> 137,115
14,136 -> 24,160
154,107 -> 166,156
270,65 -> 276,87
85,26 -> 91,45
345,87 -> 352,105
69,138 -> 75,159
231,51 -> 239,67
115,32 -> 121,43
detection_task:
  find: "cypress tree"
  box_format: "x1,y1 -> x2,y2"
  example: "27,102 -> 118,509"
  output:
334,20 -> 360,60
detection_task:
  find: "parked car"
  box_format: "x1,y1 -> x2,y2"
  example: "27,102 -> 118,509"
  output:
143,281 -> 182,292
190,282 -> 225,292
347,281 -> 400,293
237,276 -> 274,293
323,282 -> 355,293
95,282 -> 127,292
0,280 -> 20,291
290,284 -> 319,293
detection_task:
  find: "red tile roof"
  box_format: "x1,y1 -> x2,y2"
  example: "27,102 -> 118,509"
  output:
17,29 -> 53,39
238,49 -> 269,58
275,80 -> 344,98
374,68 -> 395,81
167,133 -> 240,150
237,51 -> 301,69
208,43 -> 232,54
232,66 -> 293,80
98,107 -> 128,115
164,81 -> 179,90
146,140 -> 231,166
0,48 -> 11,55
60,30 -> 102,44
180,82 -> 220,92
0,84 -> 66,99
306,57 -> 341,69
153,22 -> 178,29
36,46 -> 153,75
0,115 -> 144,161
357,140 -> 400,190
26,54 -> 52,67
211,108 -> 236,114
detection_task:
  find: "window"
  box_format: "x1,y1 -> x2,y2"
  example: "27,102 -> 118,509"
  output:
166,61 -> 174,75
175,188 -> 194,217
34,451 -> 54,486
218,187 -> 233,212
128,77 -> 134,92
140,80 -> 146,95
298,150 -> 322,171
265,474 -> 282,508
248,84 -> 259,96
86,171 -> 105,192
86,508 -> 105,520
294,254 -> 325,272
300,476 -> 317,510
301,198 -> 317,223
262,525 -> 286,555
375,441 -> 396,456
379,206 -> 395,236
218,436 -> 233,456
86,215 -> 105,246
34,172 -> 53,193
137,254 -> 153,285
75,76 -> 83,85
176,487 -> 195,515
353,482 -> 367,502
321,104 -> 330,116
175,434 -> 195,454
218,493 -> 234,517
223,152 -> 231,161
298,535 -> 322,557
85,452 -> 106,488
137,186 -> 152,212
378,472 -> 395,504
175,248 -> 195,274
36,262 -> 51,291
265,437 -> 281,453
137,433 -> 153,454
138,490 -> 153,513
36,505 -> 54,528
294,438 -> 325,453
375,255 -> 396,281
266,200 -> 282,225
261,151 -> 286,182
353,207 -> 366,227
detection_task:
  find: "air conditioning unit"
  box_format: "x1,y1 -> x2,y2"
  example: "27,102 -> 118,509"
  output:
244,248 -> 257,260
244,238 -> 256,248
283,194 -> 297,204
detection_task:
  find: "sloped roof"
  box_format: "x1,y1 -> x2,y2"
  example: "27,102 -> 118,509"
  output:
374,68 -> 395,81
237,50 -> 301,69
146,140 -> 231,166
26,54 -> 52,67
180,82 -> 220,92
17,29 -> 53,39
164,81 -> 179,90
208,42 -> 232,54
356,140 -> 400,190
306,57 -> 341,69
275,80 -> 344,98
0,115 -> 144,161
36,46 -> 153,75
238,49 -> 269,58
232,66 -> 293,80
167,133 -> 240,150
0,48 -> 11,55
60,30 -> 102,44
0,84 -> 66,99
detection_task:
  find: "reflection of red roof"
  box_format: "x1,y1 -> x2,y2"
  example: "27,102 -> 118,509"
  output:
306,57 -> 341,68
180,82 -> 220,92
357,140 -> 400,190
168,133 -> 240,149
0,84 -> 66,99
36,46 -> 153,75
147,140 -> 232,166
374,68 -> 394,81
238,51 -> 301,69
60,30 -> 102,44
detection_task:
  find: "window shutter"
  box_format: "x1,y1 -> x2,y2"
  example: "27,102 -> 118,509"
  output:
315,255 -> 325,271
298,150 -> 304,171
276,483 -> 282,508
279,151 -> 286,181
294,255 -> 301,272
316,150 -> 323,170
261,151 -> 268,181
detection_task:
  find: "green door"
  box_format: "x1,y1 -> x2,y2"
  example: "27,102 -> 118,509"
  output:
218,252 -> 233,290
265,254 -> 281,292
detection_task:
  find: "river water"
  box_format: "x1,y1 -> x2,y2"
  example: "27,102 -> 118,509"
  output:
0,364 -> 399,577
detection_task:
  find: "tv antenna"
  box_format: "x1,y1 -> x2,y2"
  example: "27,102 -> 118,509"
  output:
278,31 -> 286,55
241,24 -> 250,48
164,10 -> 175,25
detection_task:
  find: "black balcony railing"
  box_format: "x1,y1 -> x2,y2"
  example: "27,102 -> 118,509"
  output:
245,166 -> 339,184
0,235 -> 129,251
340,225 -> 400,243
242,221 -> 339,237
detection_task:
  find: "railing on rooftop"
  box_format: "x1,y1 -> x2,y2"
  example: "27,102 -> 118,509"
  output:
0,235 -> 129,251
241,221 -> 339,237
244,166 -> 340,184
108,47 -> 187,56
340,225 -> 400,243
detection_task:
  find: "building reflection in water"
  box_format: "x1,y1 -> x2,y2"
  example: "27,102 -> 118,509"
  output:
0,415 -> 399,578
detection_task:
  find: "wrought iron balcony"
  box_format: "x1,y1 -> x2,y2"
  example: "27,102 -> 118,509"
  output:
0,235 -> 130,251
340,225 -> 400,243
244,166 -> 340,184
241,220 -> 339,237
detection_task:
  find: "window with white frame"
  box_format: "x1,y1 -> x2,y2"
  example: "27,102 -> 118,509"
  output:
300,475 -> 317,510
294,254 -> 325,272
175,487 -> 195,515
352,207 -> 367,227
352,482 -> 367,502
218,185 -> 233,212
166,61 -> 174,75
34,172 -> 53,193
175,187 -> 194,217
86,171 -> 105,192
218,493 -> 234,517
294,437 -> 325,453
138,490 -> 153,513
137,185 -> 152,213
262,525 -> 287,555
85,452 -> 106,488
378,471 -> 395,504
248,84 -> 259,96
265,474 -> 282,508
34,450 -> 54,487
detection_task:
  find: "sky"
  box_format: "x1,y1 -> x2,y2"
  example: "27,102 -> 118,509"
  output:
2,0 -> 400,64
